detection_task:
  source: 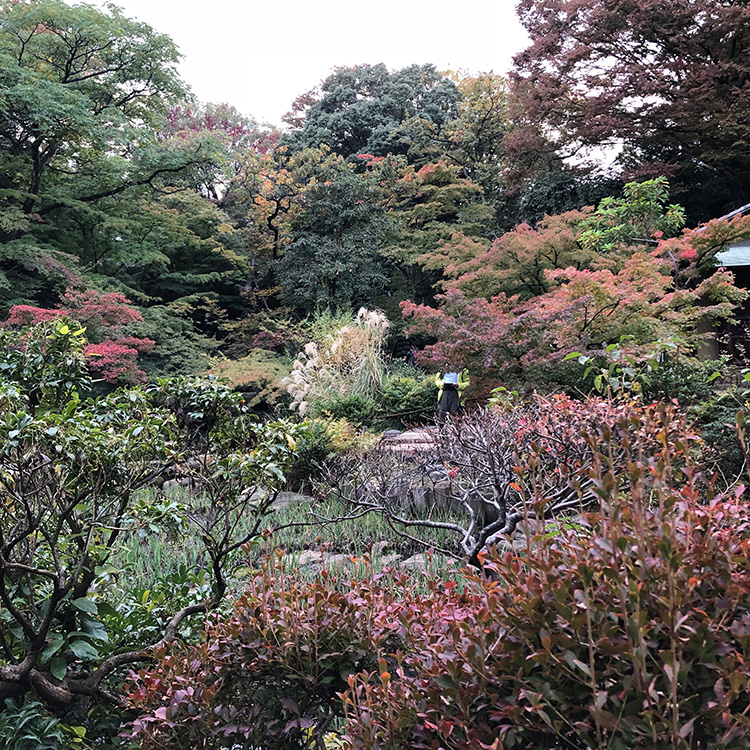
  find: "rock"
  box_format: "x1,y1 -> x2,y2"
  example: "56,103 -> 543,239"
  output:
399,553 -> 431,573
380,427 -> 437,453
294,550 -> 326,567
371,540 -> 389,556
380,553 -> 402,567
382,429 -> 402,439
322,553 -> 351,568
274,491 -> 314,510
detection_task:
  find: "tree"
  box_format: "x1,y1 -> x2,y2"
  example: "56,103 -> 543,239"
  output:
322,396 -> 684,567
402,181 -> 749,383
282,64 -> 460,161
0,320 -> 301,710
578,176 -> 686,254
0,0 -> 218,311
277,169 -> 389,311
511,0 -> 750,217
425,178 -> 685,301
159,103 -> 280,200
425,209 -> 591,300
364,157 -> 494,307
416,71 -> 514,229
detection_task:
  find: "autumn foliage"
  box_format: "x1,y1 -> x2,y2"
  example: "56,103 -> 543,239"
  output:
127,402 -> 750,749
402,182 -> 750,385
3,290 -> 153,383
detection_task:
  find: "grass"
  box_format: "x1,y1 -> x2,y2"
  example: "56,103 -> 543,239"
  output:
109,486 -> 467,596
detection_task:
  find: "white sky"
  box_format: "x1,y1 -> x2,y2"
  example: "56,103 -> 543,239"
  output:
83,0 -> 529,127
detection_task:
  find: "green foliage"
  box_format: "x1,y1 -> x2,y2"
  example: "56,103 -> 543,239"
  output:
0,317 -> 89,412
286,417 -> 375,492
277,171 -> 389,312
0,698 -> 66,750
579,177 -> 686,254
565,341 -> 724,404
312,393 -> 377,425
639,355 -> 725,404
690,389 -> 746,486
0,321 -> 302,717
208,348 -> 291,409
0,0 -> 206,311
377,374 -> 435,427
132,304 -> 216,376
283,63 -> 459,160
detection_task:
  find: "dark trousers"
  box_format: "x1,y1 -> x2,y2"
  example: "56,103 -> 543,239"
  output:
437,386 -> 460,424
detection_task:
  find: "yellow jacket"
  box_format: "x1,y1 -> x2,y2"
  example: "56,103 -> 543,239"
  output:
435,369 -> 470,404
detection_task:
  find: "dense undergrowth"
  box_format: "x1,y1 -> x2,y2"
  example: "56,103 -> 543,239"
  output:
4,322 -> 750,750
127,403 -> 750,749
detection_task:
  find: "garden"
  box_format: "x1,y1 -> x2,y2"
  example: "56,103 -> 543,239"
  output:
3,1 -> 750,747
3,311 -> 750,750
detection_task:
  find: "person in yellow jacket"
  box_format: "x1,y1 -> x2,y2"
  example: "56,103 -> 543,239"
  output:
435,368 -> 470,423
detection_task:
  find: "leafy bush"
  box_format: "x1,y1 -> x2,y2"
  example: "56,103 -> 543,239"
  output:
313,393 -> 378,425
377,374 -> 435,428
286,417 -> 375,491
208,348 -> 292,409
0,321 -> 302,715
0,698 -> 66,750
639,355 -> 724,404
690,388 -> 746,486
126,557 -> 403,750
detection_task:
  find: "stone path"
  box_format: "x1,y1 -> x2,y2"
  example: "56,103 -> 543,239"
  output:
379,426 -> 438,452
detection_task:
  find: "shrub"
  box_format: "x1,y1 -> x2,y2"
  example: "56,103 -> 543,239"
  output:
125,557 -> 405,750
0,321 -> 303,713
0,698 -> 66,750
128,401 -> 750,750
286,417 -> 375,491
313,393 -> 378,425
690,389 -> 745,486
323,395 -> 689,566
638,355 -> 724,405
208,348 -> 292,409
342,408 -> 750,750
377,374 -> 435,428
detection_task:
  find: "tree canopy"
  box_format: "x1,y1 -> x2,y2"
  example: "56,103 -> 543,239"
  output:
511,0 -> 750,217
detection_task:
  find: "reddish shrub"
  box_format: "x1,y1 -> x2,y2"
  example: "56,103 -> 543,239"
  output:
85,342 -> 144,383
127,406 -> 750,750
4,305 -> 65,326
125,559 -> 408,749
4,290 -> 151,384
342,410 -> 750,750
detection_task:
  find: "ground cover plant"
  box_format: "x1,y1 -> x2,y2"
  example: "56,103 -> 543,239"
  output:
128,400 -> 750,749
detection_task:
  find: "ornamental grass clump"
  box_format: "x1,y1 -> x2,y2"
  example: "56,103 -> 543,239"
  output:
284,308 -> 389,416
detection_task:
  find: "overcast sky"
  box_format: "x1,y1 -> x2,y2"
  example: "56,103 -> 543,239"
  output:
83,0 -> 529,127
